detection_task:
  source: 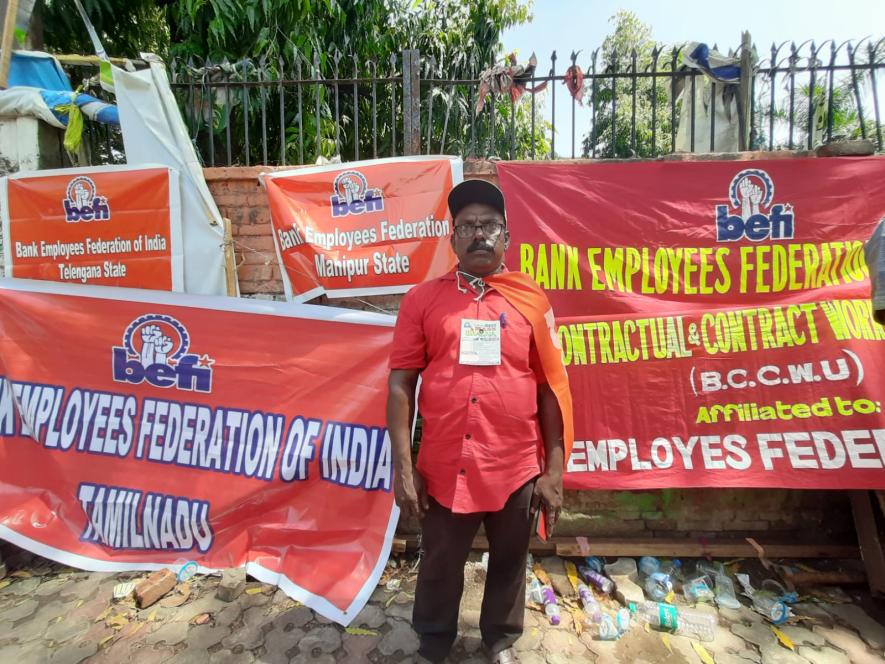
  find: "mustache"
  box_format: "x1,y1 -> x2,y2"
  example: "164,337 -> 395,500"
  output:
467,241 -> 494,252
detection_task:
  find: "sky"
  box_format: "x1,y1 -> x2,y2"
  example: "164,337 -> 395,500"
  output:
502,0 -> 885,156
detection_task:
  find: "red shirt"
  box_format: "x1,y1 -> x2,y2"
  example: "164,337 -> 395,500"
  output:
389,271 -> 545,513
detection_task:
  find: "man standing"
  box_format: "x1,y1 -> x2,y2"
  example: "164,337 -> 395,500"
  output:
386,180 -> 572,664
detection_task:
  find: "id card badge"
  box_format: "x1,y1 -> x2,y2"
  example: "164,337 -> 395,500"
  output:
459,319 -> 501,366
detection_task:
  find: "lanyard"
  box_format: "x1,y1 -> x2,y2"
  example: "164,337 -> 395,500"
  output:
455,270 -> 487,301
454,265 -> 506,301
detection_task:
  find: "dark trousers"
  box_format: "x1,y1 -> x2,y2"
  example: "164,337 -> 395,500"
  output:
412,480 -> 534,663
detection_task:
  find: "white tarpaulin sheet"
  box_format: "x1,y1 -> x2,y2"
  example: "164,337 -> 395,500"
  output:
112,60 -> 230,296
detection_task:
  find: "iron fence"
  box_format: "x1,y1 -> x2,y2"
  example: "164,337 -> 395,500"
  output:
63,36 -> 885,167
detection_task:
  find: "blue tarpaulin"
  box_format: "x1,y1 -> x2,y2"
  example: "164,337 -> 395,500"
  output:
0,50 -> 119,129
8,51 -> 71,90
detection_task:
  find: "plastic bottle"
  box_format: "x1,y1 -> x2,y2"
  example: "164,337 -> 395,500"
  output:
579,565 -> 614,594
761,579 -> 798,604
615,608 -> 632,634
541,585 -> 561,625
696,560 -> 725,579
751,595 -> 790,625
584,556 -> 605,574
660,559 -> 683,580
526,576 -> 544,604
644,572 -> 674,602
658,559 -> 684,592
713,573 -> 741,610
596,614 -> 620,640
577,583 -> 602,623
631,601 -> 717,642
639,556 -> 660,577
683,576 -> 715,603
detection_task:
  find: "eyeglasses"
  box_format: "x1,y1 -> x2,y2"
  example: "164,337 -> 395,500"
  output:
453,221 -> 505,239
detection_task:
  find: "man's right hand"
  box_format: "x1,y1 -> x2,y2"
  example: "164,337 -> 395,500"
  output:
395,470 -> 430,521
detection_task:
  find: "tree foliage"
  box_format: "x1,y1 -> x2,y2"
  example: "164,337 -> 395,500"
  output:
581,10 -> 675,159
42,0 -> 169,57
41,0 -> 547,164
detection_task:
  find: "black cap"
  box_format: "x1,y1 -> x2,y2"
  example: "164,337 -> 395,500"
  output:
447,179 -> 506,221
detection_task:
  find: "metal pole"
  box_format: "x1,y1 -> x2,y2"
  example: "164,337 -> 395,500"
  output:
738,30 -> 752,150
0,0 -> 19,89
402,49 -> 421,155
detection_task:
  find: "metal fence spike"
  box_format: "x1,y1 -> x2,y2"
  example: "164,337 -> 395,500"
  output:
82,34 -> 885,166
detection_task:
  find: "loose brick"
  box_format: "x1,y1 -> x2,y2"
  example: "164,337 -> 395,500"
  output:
135,569 -> 177,608
216,568 -> 247,602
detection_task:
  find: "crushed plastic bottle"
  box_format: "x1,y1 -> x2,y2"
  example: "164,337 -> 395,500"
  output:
658,559 -> 684,591
526,576 -> 544,604
579,565 -> 614,594
761,579 -> 798,604
644,572 -> 674,602
713,573 -> 741,610
736,573 -> 793,624
660,559 -> 683,580
696,560 -> 726,579
541,585 -> 561,625
752,595 -> 790,625
596,614 -> 620,640
577,583 -> 603,623
639,556 -> 661,577
683,576 -> 716,603
631,601 -> 717,642
615,608 -> 632,634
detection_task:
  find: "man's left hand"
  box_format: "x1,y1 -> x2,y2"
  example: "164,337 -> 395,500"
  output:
532,472 -> 563,533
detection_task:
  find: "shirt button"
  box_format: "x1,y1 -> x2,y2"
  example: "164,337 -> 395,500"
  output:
471,397 -> 478,404
459,469 -> 466,475
465,433 -> 472,440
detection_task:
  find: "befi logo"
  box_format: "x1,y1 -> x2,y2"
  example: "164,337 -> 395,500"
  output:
112,314 -> 214,392
330,170 -> 384,218
715,169 -> 794,242
63,176 -> 111,223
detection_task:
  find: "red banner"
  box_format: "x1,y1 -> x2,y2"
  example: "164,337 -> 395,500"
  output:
264,156 -> 461,302
498,157 -> 885,489
1,165 -> 183,290
0,279 -> 397,624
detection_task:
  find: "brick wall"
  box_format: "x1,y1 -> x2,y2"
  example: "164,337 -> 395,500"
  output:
205,167 -> 285,297
204,153 -> 859,543
557,487 -> 851,541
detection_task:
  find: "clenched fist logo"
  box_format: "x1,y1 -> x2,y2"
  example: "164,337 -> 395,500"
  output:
73,182 -> 92,208
140,324 -> 174,366
738,177 -> 763,220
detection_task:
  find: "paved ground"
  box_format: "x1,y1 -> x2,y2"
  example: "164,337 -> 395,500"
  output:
1,546 -> 884,663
